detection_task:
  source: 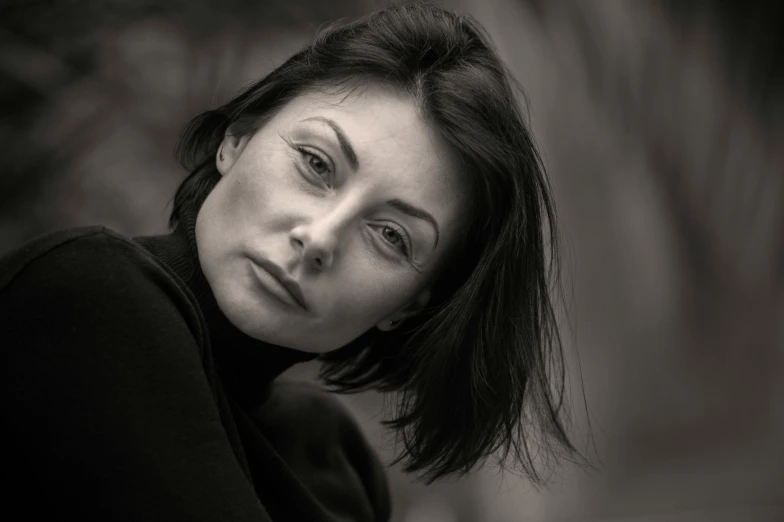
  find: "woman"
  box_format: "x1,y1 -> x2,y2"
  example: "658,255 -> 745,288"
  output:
3,2 -> 586,520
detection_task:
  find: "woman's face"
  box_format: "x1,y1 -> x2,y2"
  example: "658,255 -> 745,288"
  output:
196,84 -> 468,352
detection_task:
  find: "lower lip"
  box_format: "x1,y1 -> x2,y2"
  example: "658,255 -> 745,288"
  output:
249,262 -> 304,310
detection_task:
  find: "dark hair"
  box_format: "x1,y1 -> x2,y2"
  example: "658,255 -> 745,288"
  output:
173,1 -> 589,485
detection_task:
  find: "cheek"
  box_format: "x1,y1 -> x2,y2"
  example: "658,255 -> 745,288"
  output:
324,259 -> 423,323
230,156 -> 297,224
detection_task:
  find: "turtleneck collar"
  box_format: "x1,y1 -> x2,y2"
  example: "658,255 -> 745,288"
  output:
134,199 -> 318,406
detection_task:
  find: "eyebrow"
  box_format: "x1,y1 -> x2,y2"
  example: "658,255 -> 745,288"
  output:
387,198 -> 440,248
301,116 -> 359,171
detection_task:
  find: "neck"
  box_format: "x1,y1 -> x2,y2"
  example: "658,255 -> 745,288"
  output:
135,199 -> 317,405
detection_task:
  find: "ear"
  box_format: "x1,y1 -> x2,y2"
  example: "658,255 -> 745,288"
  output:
376,288 -> 432,332
216,131 -> 251,176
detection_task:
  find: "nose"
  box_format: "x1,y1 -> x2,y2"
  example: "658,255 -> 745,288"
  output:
289,216 -> 341,272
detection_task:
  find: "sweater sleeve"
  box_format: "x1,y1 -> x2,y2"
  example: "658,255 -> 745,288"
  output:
2,230 -> 274,521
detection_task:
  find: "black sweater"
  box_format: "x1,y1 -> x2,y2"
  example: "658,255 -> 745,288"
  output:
2,203 -> 390,521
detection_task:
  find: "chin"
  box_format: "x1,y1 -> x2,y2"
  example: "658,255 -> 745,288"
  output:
210,275 -> 361,353
211,279 -> 303,349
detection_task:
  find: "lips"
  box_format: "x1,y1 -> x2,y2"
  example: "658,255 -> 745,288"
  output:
248,255 -> 309,311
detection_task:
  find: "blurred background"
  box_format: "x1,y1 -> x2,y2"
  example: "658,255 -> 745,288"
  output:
1,0 -> 782,520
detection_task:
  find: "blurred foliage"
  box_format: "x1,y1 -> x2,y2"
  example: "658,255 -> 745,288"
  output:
664,0 -> 784,126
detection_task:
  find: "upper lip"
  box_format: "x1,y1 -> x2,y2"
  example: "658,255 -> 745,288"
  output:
250,255 -> 309,310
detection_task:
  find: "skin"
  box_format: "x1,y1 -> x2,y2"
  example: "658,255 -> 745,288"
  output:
195,84 -> 468,352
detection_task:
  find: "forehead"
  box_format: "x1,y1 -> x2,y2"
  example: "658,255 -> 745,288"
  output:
269,84 -> 470,239
279,84 -> 448,173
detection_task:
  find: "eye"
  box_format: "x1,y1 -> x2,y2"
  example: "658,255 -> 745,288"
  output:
375,224 -> 412,257
382,226 -> 402,245
307,153 -> 329,175
296,146 -> 333,181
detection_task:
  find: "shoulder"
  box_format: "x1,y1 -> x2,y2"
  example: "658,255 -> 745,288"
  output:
0,226 -> 204,347
253,380 -> 375,461
0,226 -> 106,288
256,380 -> 357,432
252,380 -> 391,520
1,226 -> 157,289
